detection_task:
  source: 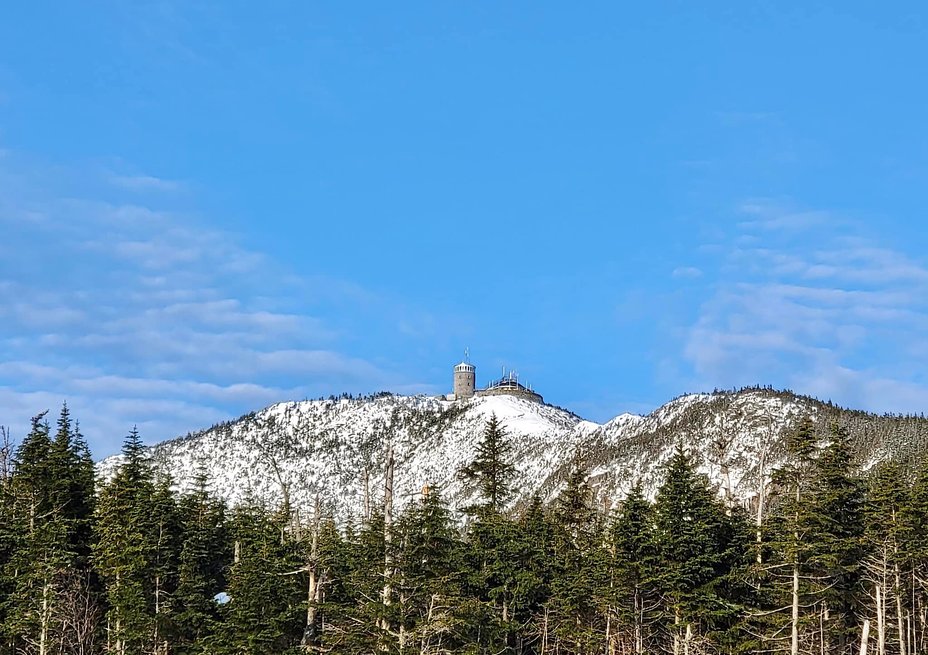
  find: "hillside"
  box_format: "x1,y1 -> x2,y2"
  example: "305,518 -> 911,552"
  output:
98,388 -> 928,520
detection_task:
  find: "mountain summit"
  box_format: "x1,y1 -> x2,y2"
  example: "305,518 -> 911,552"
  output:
99,387 -> 928,520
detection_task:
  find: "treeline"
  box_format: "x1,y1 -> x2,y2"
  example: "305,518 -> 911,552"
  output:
3,409 -> 928,655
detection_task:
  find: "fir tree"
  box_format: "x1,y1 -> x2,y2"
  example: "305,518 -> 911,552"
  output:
173,471 -> 228,653
863,461 -> 909,655
902,461 -> 928,654
213,503 -> 303,655
547,461 -> 608,653
650,444 -> 744,654
806,425 -> 866,655
395,488 -> 470,653
459,414 -> 516,512
608,483 -> 655,654
3,411 -> 75,655
93,428 -> 158,655
763,415 -> 821,655
514,496 -> 555,653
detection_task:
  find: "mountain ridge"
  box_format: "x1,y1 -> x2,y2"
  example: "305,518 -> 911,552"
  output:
97,387 -> 928,520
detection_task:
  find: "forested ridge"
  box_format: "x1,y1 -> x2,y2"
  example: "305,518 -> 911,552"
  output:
3,405 -> 928,655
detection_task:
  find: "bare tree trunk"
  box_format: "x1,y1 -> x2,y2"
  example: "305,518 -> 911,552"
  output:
399,589 -> 408,653
363,468 -> 371,525
114,568 -> 123,655
605,606 -> 612,655
542,607 -> 549,655
876,584 -> 886,655
860,618 -> 871,655
673,607 -> 681,655
380,447 -> 395,648
894,562 -> 906,655
154,572 -> 161,654
303,495 -> 321,649
791,560 -> 800,655
0,426 -> 14,481
39,578 -> 49,655
755,445 -> 767,564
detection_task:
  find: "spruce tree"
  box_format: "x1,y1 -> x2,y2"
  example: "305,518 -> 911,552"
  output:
902,461 -> 928,655
395,488 -> 470,653
459,414 -> 516,512
460,415 -> 521,650
763,415 -> 821,655
213,503 -> 303,654
514,496 -> 555,652
548,461 -> 608,653
93,428 -> 158,655
806,425 -> 866,655
0,426 -> 15,655
608,483 -> 655,654
149,474 -> 182,654
3,411 -> 76,654
173,471 -> 228,653
864,462 -> 909,655
650,444 -> 744,654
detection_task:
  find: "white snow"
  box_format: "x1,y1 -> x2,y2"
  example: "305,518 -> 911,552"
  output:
97,388 -> 902,521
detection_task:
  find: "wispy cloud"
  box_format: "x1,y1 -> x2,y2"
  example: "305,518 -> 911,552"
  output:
0,150 -> 436,455
672,266 -> 703,279
108,173 -> 183,193
682,199 -> 928,413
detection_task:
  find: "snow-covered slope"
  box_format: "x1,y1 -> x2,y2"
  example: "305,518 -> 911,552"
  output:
99,394 -> 591,520
98,389 -> 928,520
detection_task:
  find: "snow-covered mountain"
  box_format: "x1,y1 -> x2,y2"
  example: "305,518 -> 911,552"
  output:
98,388 -> 928,520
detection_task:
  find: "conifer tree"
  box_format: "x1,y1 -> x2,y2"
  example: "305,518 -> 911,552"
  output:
93,428 -> 158,655
172,471 -> 228,653
311,518 -> 361,651
148,474 -> 181,655
460,414 -> 520,649
333,511 -> 389,652
0,426 -> 15,655
608,483 -> 655,654
459,414 -> 516,512
864,462 -> 909,655
902,461 -> 928,654
548,461 -> 608,653
3,411 -> 77,655
515,496 -> 555,653
764,416 -> 821,655
395,488 -> 470,653
213,503 -> 303,654
650,445 -> 745,655
806,425 -> 866,655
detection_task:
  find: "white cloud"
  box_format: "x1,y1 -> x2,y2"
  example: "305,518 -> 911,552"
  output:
108,173 -> 183,193
672,266 -> 703,279
0,149 -> 436,455
682,202 -> 928,414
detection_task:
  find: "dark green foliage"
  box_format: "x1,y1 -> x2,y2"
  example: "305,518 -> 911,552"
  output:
212,504 -> 304,655
806,426 -> 866,655
547,460 -> 608,652
4,403 -> 928,655
459,414 -> 516,512
172,471 -> 229,653
394,488 -> 473,652
608,483 -> 655,652
2,407 -> 99,654
93,428 -> 160,654
649,445 -> 750,654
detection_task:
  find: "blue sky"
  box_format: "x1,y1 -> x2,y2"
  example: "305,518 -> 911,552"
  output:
2,2 -> 928,456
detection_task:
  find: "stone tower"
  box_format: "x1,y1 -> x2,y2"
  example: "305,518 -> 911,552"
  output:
453,360 -> 476,399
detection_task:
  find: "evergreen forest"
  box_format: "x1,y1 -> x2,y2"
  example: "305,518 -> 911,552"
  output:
3,406 -> 928,655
